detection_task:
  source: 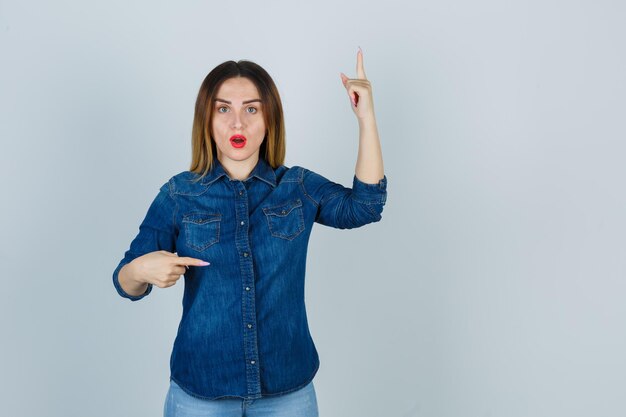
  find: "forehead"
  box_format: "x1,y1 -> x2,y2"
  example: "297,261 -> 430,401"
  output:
215,77 -> 260,99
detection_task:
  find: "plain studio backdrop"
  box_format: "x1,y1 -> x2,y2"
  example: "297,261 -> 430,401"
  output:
1,1 -> 625,416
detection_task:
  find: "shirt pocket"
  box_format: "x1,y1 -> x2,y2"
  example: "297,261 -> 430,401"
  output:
182,212 -> 221,251
262,198 -> 305,241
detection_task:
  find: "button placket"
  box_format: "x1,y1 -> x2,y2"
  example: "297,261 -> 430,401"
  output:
232,180 -> 261,394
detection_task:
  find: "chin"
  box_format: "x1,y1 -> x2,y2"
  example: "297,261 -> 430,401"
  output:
220,149 -> 259,162
230,154 -> 255,161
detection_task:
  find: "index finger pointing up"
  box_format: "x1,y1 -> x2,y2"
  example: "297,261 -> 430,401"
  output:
357,46 -> 367,80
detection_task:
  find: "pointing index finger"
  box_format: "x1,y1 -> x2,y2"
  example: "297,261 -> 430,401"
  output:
177,257 -> 210,267
357,46 -> 367,80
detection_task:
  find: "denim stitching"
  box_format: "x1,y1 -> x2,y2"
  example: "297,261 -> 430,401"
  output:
182,212 -> 221,251
167,179 -> 179,239
299,167 -> 319,207
168,357 -> 319,401
261,198 -> 303,212
262,200 -> 305,241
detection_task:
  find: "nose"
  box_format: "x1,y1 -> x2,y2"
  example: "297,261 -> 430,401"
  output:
231,111 -> 244,130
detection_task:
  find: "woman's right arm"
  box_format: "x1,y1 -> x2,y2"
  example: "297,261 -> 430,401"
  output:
118,262 -> 149,297
112,181 -> 209,301
117,250 -> 209,297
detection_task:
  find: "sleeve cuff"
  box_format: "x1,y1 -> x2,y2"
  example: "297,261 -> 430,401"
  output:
351,174 -> 387,204
112,261 -> 153,301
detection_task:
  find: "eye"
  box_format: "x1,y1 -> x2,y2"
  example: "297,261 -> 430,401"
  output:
246,107 -> 258,114
217,106 -> 229,113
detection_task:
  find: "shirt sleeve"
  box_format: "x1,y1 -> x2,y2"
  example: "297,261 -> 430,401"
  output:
112,181 -> 178,301
301,167 -> 388,229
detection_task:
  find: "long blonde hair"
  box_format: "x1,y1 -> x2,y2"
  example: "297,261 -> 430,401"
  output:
190,60 -> 286,182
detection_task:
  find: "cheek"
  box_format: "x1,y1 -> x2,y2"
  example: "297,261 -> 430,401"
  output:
212,117 -> 226,131
253,119 -> 267,135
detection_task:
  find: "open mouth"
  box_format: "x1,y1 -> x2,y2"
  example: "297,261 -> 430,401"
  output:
229,135 -> 247,148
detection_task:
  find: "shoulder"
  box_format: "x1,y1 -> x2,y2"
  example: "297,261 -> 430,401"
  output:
275,164 -> 306,184
278,165 -> 327,183
161,170 -> 210,196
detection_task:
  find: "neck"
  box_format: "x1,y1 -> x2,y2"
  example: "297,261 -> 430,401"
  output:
218,154 -> 259,181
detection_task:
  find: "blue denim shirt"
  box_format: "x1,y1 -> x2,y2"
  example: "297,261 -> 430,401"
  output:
112,157 -> 387,400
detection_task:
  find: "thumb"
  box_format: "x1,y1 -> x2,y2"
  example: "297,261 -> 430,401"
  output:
340,72 -> 349,87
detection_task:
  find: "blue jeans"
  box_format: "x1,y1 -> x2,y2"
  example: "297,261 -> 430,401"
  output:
163,379 -> 319,417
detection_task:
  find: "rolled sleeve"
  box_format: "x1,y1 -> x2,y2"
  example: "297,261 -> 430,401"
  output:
112,260 -> 153,301
351,174 -> 387,205
301,167 -> 388,229
112,181 -> 178,301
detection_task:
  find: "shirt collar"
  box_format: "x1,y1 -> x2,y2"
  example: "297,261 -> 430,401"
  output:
200,157 -> 277,188
248,157 -> 277,188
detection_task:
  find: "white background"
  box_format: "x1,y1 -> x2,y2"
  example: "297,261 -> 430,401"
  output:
1,1 -> 625,416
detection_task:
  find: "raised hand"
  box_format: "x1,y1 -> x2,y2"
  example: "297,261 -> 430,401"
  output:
340,46 -> 375,121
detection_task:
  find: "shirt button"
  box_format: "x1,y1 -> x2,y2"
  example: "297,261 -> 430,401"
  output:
247,324 -> 252,328
281,210 -> 286,215
245,287 -> 250,291
239,190 -> 243,195
240,221 -> 244,226
250,360 -> 256,365
243,252 -> 248,257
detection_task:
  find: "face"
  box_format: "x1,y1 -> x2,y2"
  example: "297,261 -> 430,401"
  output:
210,77 -> 266,166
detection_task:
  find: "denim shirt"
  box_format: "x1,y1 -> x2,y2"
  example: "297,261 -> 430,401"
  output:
112,157 -> 387,400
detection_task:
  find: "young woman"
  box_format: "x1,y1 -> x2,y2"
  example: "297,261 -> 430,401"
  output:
112,48 -> 387,417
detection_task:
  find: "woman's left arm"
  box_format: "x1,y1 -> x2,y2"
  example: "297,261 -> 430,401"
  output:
340,46 -> 384,184
298,48 -> 386,230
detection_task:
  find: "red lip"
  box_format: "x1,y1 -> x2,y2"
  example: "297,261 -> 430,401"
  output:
229,134 -> 247,148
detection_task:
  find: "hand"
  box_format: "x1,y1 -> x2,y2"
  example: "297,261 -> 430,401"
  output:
340,46 -> 375,121
129,250 -> 210,289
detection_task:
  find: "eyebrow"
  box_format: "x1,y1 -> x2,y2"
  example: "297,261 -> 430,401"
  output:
215,98 -> 262,105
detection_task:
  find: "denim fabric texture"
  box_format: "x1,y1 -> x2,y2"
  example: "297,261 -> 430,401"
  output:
164,378 -> 319,417
112,157 -> 387,400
